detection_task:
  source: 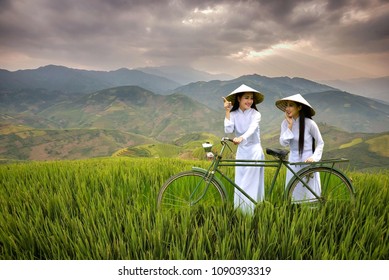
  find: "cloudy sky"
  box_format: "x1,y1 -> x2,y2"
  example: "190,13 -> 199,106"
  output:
0,0 -> 388,81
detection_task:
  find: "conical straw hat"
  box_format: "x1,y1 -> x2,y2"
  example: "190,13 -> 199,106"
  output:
275,93 -> 315,116
226,84 -> 264,105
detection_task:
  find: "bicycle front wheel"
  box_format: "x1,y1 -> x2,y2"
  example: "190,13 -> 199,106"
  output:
157,170 -> 226,211
287,166 -> 355,204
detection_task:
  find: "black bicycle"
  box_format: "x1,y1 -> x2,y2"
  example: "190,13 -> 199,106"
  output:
158,137 -> 355,210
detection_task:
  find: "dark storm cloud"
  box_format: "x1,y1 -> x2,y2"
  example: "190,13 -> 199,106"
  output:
309,0 -> 389,53
0,0 -> 387,78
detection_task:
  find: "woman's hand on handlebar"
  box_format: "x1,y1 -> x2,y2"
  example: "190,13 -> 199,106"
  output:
233,137 -> 243,145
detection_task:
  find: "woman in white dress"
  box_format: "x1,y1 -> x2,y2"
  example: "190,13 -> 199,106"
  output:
223,84 -> 265,213
275,94 -> 324,202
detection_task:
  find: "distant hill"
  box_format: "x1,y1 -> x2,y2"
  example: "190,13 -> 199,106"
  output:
305,91 -> 389,133
0,65 -> 180,94
136,65 -> 234,84
29,86 -> 223,142
0,124 -> 156,161
171,74 -> 337,110
171,75 -> 389,133
321,76 -> 389,103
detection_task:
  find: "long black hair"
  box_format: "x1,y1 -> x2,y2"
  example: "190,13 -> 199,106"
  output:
298,104 -> 315,156
230,92 -> 258,112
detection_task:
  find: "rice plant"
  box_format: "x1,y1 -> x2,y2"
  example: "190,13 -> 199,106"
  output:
0,158 -> 388,259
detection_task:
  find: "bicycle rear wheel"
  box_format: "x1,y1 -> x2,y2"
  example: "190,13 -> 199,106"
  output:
287,166 -> 355,204
157,170 -> 226,211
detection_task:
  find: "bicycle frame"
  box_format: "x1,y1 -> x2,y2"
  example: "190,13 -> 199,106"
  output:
194,138 -> 351,206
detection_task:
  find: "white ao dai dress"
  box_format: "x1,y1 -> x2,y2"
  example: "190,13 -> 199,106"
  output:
279,117 -> 324,201
224,108 -> 264,213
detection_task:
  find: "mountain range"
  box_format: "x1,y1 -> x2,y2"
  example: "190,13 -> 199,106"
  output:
137,65 -> 234,85
0,65 -> 180,94
322,76 -> 389,103
0,65 -> 388,170
171,75 -> 389,133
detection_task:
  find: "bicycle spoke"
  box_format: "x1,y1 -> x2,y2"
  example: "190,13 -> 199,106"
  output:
322,179 -> 352,201
287,167 -> 354,205
161,193 -> 191,205
158,171 -> 226,211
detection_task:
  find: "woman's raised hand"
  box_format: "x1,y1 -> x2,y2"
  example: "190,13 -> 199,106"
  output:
223,97 -> 232,111
285,111 -> 293,129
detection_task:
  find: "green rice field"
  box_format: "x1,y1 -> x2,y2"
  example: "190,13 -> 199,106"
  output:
0,157 -> 388,259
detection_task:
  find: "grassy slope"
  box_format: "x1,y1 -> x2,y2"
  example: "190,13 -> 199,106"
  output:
0,125 -> 156,161
1,123 -> 388,170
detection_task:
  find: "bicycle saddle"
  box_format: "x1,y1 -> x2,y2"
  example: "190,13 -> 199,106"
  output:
266,148 -> 289,160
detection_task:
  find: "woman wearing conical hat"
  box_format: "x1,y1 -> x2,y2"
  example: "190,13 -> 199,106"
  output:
223,84 -> 265,213
275,94 -> 324,202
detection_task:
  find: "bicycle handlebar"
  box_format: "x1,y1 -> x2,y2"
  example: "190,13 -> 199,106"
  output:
221,136 -> 234,143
